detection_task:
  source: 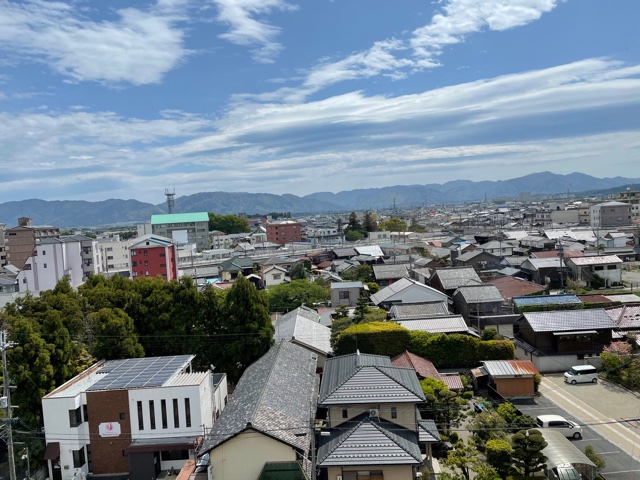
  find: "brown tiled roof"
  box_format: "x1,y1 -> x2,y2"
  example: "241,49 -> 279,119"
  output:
578,295 -> 614,304
440,373 -> 464,390
488,276 -> 545,300
391,351 -> 441,380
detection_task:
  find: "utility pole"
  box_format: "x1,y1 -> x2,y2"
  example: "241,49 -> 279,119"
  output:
2,330 -> 16,480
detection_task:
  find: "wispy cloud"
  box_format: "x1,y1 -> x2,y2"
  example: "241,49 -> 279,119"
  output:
246,0 -> 558,102
0,0 -> 190,85
212,0 -> 298,63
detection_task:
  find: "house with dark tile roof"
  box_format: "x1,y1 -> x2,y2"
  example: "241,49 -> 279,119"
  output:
317,352 -> 440,479
274,306 -> 332,368
199,342 -> 318,480
429,267 -> 482,296
370,277 -> 448,309
514,309 -> 617,373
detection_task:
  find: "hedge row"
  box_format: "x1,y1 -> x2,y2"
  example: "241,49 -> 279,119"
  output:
335,323 -> 514,368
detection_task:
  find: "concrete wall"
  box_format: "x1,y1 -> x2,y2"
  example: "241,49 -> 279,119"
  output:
209,430 -> 297,480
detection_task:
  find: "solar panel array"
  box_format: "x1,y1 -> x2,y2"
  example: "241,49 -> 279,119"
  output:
87,355 -> 194,391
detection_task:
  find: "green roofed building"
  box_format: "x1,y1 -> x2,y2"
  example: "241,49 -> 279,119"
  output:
150,212 -> 209,250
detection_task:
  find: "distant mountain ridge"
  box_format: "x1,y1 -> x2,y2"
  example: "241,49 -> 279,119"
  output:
0,172 -> 638,227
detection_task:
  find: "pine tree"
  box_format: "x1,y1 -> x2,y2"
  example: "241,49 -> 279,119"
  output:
512,429 -> 548,478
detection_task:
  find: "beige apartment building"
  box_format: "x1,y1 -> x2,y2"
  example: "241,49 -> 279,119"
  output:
5,217 -> 60,269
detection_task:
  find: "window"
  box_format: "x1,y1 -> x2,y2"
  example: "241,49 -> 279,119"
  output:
72,448 -> 86,468
137,401 -> 144,430
149,400 -> 156,429
273,273 -> 281,280
391,407 -> 397,419
607,264 -> 618,270
131,251 -> 136,256
144,260 -> 149,266
119,412 -> 126,420
43,263 -> 47,268
132,261 -> 137,267
173,398 -> 180,428
160,263 -> 166,267
69,407 -> 82,427
83,404 -> 88,422
42,250 -> 46,255
185,398 -> 191,428
145,271 -> 149,276
342,408 -> 348,418
161,450 -> 189,461
160,253 -> 166,257
339,291 -> 350,300
144,250 -> 148,256
161,400 -> 168,428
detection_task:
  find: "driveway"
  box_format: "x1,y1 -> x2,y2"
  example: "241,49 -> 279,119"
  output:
514,374 -> 640,480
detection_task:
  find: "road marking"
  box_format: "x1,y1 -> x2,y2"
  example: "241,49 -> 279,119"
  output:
598,451 -> 622,455
539,381 -> 640,462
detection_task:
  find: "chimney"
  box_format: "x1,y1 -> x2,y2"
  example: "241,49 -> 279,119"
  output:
18,217 -> 32,227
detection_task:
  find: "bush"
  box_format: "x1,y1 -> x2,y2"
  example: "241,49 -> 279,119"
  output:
462,391 -> 473,400
409,332 -> 514,368
584,446 -> 606,471
482,328 -> 498,341
334,322 -> 411,357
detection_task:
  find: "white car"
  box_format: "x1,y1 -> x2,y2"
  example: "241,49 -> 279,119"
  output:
536,415 -> 582,439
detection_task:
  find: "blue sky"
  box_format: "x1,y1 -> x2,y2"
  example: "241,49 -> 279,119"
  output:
0,0 -> 639,204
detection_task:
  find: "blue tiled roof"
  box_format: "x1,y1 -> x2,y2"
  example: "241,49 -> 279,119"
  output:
512,294 -> 581,307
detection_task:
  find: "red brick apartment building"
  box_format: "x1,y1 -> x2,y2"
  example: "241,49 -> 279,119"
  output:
130,234 -> 178,280
265,220 -> 301,244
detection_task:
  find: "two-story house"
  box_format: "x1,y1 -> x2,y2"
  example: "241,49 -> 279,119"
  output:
317,352 -> 440,480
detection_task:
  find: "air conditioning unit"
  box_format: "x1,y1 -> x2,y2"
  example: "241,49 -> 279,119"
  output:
369,408 -> 379,418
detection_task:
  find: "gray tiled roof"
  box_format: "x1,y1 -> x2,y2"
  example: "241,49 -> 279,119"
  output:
319,353 -> 425,405
432,268 -> 481,290
454,284 -> 504,303
200,342 -> 318,453
370,277 -> 446,305
389,302 -> 450,319
274,307 -> 332,355
373,264 -> 409,280
332,248 -> 357,257
318,414 -> 422,466
418,419 -> 441,442
521,309 -> 617,332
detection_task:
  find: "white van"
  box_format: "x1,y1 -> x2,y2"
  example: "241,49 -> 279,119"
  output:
564,365 -> 598,384
536,415 -> 583,439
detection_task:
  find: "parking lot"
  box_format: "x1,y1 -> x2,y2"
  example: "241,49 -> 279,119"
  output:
514,374 -> 640,480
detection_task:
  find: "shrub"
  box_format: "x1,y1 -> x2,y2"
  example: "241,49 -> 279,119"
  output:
462,391 -> 473,400
421,377 -> 449,396
584,446 -> 606,471
334,322 -> 411,357
482,328 -> 498,341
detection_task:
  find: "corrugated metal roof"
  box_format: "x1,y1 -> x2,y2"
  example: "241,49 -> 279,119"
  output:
163,372 -> 209,387
568,255 -> 622,266
151,212 -> 209,225
318,414 -> 422,466
354,245 -> 384,257
396,316 -> 468,334
482,360 -> 539,378
542,429 -> 596,475
521,309 -> 617,332
330,281 -> 363,289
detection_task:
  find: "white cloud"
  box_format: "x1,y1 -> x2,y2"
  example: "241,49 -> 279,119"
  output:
1,58 -> 639,203
251,0 -> 558,102
213,0 -> 298,63
0,0 -> 190,85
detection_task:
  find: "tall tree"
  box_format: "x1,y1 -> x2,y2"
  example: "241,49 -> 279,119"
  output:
267,280 -> 329,311
208,213 -> 251,233
219,275 -> 274,382
378,218 -> 408,232
512,429 -> 548,478
289,261 -> 308,280
363,211 -> 377,232
90,308 -> 144,360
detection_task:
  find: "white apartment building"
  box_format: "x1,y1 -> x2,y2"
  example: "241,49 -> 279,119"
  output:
42,355 -> 227,480
17,235 -> 102,292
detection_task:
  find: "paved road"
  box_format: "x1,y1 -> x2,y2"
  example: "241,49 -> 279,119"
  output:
514,374 -> 640,480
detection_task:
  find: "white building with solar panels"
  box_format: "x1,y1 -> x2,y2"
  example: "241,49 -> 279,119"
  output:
41,355 -> 227,480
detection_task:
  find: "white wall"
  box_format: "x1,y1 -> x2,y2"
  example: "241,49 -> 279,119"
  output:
98,238 -> 131,272
42,395 -> 90,480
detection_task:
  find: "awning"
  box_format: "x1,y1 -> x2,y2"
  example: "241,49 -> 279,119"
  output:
553,331 -> 597,336
128,435 -> 198,453
43,442 -> 60,460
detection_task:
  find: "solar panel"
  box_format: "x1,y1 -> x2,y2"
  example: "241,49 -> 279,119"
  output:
87,355 -> 194,391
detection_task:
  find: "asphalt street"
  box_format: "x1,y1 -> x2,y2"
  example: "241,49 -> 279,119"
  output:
514,374 -> 640,480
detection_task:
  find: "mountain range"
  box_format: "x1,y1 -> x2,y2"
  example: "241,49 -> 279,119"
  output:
1,172 -> 638,228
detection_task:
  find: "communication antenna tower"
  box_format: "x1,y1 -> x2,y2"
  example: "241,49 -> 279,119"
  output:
165,188 -> 175,214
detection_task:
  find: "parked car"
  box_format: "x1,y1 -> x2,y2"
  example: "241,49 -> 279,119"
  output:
564,365 -> 598,384
536,414 -> 582,439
